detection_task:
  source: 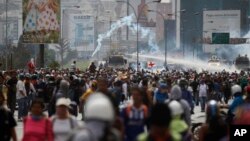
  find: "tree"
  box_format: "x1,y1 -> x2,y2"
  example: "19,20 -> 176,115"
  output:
48,61 -> 60,69
55,38 -> 70,68
64,49 -> 77,64
44,48 -> 56,66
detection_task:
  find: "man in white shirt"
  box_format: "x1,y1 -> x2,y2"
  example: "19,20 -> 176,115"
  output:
16,74 -> 27,121
198,80 -> 208,112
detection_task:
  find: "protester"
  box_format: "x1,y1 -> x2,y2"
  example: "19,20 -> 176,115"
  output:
52,98 -> 79,141
22,99 -> 54,141
222,85 -> 244,123
137,103 -> 173,141
179,79 -> 194,113
198,80 -> 208,112
168,100 -> 190,141
79,80 -> 97,120
69,93 -> 121,141
24,75 -> 36,109
153,83 -> 169,104
16,74 -> 28,121
121,87 -> 148,141
0,91 -> 17,141
6,72 -> 18,114
198,100 -> 227,141
166,85 -> 191,126
89,62 -> 96,73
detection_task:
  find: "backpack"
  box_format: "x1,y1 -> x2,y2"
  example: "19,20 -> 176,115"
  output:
52,116 -> 75,129
66,126 -> 96,141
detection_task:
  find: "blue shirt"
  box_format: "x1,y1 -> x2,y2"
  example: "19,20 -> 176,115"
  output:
229,95 -> 244,114
154,90 -> 168,103
121,105 -> 147,141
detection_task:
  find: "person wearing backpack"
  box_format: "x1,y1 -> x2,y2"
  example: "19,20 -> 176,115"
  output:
121,87 -> 148,141
179,79 -> 194,114
52,98 -> 80,141
49,79 -> 69,117
22,98 -> 54,141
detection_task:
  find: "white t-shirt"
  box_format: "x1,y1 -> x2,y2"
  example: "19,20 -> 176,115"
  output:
199,84 -> 208,97
122,83 -> 128,98
53,117 -> 78,141
16,80 -> 26,99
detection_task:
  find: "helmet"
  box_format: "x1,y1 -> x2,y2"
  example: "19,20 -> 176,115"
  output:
206,100 -> 219,119
231,85 -> 242,95
19,73 -> 25,80
168,100 -> 183,116
85,93 -> 114,122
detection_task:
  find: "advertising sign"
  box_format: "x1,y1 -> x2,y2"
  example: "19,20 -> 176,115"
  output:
22,0 -> 60,43
203,10 -> 241,53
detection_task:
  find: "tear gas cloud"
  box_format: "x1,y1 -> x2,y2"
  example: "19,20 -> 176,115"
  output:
92,14 -> 159,57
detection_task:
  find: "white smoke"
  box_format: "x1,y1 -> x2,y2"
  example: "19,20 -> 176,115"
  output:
92,14 -> 159,57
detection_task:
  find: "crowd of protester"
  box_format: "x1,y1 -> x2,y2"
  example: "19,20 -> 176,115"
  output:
1,62 -> 250,141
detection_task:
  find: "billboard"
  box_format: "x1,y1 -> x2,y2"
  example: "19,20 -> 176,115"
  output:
203,10 -> 241,53
22,0 -> 60,43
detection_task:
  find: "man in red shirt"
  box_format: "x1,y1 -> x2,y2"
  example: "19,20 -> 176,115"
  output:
27,58 -> 35,74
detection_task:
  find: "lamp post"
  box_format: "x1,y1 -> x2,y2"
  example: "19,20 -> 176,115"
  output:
117,0 -> 161,71
5,0 -> 8,70
147,9 -> 167,68
193,12 -> 200,60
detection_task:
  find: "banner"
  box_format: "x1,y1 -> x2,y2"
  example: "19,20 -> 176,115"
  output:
22,0 -> 60,43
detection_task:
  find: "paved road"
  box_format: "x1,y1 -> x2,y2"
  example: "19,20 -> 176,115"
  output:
15,105 -> 206,141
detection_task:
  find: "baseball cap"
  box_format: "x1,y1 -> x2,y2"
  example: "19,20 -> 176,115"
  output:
56,98 -> 71,108
160,83 -> 168,89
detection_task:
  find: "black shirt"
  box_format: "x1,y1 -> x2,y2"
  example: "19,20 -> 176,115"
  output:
0,108 -> 17,141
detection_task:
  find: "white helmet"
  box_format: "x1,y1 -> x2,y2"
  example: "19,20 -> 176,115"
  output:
85,93 -> 115,122
168,100 -> 183,116
231,85 -> 242,95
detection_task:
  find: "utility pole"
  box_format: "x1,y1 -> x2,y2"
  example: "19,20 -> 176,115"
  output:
5,0 -> 8,70
126,0 -> 129,40
110,17 -> 112,53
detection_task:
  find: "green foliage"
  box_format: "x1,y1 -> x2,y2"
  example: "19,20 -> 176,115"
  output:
48,61 -> 60,69
64,49 -> 77,64
44,48 -> 56,65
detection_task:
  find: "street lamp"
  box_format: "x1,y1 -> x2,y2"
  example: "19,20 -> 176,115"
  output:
147,9 -> 167,69
117,0 -> 161,71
